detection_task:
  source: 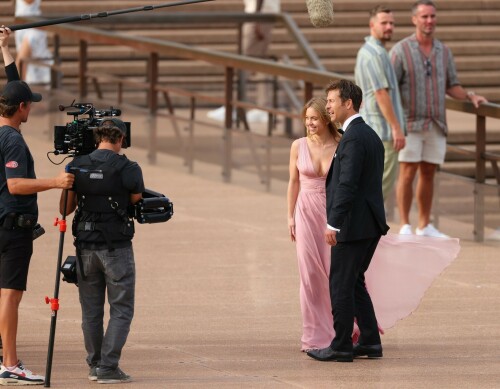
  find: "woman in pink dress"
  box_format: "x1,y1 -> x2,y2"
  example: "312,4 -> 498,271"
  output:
287,97 -> 460,351
287,97 -> 340,350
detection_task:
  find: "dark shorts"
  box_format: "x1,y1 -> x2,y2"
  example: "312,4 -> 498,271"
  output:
0,228 -> 33,291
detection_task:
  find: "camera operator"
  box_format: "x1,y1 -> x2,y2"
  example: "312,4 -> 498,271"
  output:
0,26 -> 74,385
60,118 -> 144,384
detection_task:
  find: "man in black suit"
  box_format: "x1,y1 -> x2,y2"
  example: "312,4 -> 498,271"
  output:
307,79 -> 389,362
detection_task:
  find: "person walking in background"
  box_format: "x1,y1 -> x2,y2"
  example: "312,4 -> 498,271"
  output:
287,97 -> 340,351
15,0 -> 52,85
207,0 -> 281,123
390,0 -> 487,237
355,5 -> 406,203
241,0 -> 281,122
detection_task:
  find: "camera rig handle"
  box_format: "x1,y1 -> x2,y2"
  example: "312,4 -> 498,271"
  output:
131,189 -> 174,224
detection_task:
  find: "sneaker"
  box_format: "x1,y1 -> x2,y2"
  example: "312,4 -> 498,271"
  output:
246,109 -> 269,123
416,224 -> 449,238
89,366 -> 98,381
0,360 -> 44,385
399,224 -> 413,235
206,106 -> 236,122
97,367 -> 131,384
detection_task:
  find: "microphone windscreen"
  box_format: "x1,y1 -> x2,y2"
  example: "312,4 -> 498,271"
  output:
306,0 -> 334,28
58,105 -> 65,111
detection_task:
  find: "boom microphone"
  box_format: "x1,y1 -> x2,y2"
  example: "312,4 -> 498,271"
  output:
306,0 -> 334,28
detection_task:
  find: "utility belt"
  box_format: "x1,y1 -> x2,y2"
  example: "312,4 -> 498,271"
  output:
75,219 -> 134,251
75,221 -> 134,236
0,213 -> 37,230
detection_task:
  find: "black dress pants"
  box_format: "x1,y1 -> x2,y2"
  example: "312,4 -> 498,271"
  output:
329,236 -> 381,352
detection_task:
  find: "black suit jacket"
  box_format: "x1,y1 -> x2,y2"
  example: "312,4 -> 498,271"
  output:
326,117 -> 389,242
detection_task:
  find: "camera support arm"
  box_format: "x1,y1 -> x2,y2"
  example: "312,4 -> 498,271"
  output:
8,0 -> 214,32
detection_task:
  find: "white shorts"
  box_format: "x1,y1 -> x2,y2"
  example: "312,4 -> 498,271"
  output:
398,123 -> 447,165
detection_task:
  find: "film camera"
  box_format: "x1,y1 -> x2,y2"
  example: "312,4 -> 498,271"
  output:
53,101 -> 130,156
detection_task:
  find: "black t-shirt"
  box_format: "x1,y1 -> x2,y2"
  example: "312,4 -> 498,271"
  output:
0,125 -> 38,221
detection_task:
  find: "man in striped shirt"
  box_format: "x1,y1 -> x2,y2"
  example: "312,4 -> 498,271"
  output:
390,0 -> 487,238
355,5 -> 406,203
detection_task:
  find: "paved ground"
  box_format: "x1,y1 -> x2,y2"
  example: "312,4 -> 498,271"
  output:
6,104 -> 500,388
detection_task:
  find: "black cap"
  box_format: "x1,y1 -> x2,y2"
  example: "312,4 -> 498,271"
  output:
101,117 -> 127,136
1,80 -> 42,105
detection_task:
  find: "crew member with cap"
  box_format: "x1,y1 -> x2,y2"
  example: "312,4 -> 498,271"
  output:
60,117 -> 144,384
0,26 -> 73,385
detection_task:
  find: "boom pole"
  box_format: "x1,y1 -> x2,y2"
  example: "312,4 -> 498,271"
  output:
8,0 -> 214,32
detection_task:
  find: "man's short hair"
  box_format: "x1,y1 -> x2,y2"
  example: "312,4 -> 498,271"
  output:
370,5 -> 392,19
325,79 -> 363,112
412,0 -> 436,14
94,118 -> 127,145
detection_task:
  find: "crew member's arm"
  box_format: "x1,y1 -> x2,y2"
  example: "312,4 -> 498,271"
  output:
0,26 -> 21,80
8,172 -> 74,195
123,161 -> 145,205
374,88 -> 405,151
130,193 -> 142,205
446,85 -> 488,109
0,26 -> 14,67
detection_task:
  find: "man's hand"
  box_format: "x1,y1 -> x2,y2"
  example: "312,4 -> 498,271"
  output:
325,228 -> 337,246
469,93 -> 488,109
391,125 -> 406,151
0,26 -> 11,48
56,172 -> 75,189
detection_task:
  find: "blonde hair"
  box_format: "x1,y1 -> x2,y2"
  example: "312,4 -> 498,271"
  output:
301,97 -> 341,142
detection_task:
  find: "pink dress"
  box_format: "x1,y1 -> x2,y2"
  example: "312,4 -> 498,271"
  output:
293,137 -> 460,351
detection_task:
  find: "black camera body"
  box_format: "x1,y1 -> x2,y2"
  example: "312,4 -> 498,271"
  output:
54,102 -> 130,156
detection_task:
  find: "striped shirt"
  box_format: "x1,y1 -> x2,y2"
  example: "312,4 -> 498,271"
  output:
355,36 -> 406,141
390,34 -> 460,135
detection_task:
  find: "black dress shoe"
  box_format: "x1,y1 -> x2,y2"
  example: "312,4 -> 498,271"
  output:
353,343 -> 383,358
306,346 -> 353,362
